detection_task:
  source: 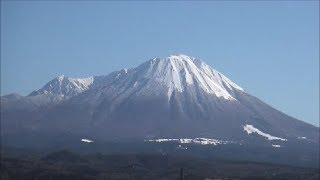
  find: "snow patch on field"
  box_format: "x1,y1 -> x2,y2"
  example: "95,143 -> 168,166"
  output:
272,144 -> 281,148
298,136 -> 307,140
145,138 -> 233,145
81,139 -> 94,143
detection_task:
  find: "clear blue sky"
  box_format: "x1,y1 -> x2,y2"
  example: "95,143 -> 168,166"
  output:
1,1 -> 319,126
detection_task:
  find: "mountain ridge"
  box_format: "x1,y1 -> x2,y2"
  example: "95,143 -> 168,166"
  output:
27,54 -> 244,101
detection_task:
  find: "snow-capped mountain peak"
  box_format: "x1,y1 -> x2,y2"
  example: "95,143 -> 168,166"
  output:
132,54 -> 244,100
29,75 -> 94,98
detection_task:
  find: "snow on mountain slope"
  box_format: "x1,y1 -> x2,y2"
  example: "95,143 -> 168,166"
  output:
29,75 -> 94,98
243,124 -> 287,141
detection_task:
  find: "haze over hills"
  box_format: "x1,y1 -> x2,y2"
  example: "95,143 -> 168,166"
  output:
1,55 -> 319,167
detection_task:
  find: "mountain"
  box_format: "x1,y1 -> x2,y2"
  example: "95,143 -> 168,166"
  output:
1,54 -> 319,167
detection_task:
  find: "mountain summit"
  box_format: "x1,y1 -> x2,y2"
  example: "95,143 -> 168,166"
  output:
129,54 -> 244,100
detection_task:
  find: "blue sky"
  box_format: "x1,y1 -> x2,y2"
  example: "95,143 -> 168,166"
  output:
1,1 -> 319,126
